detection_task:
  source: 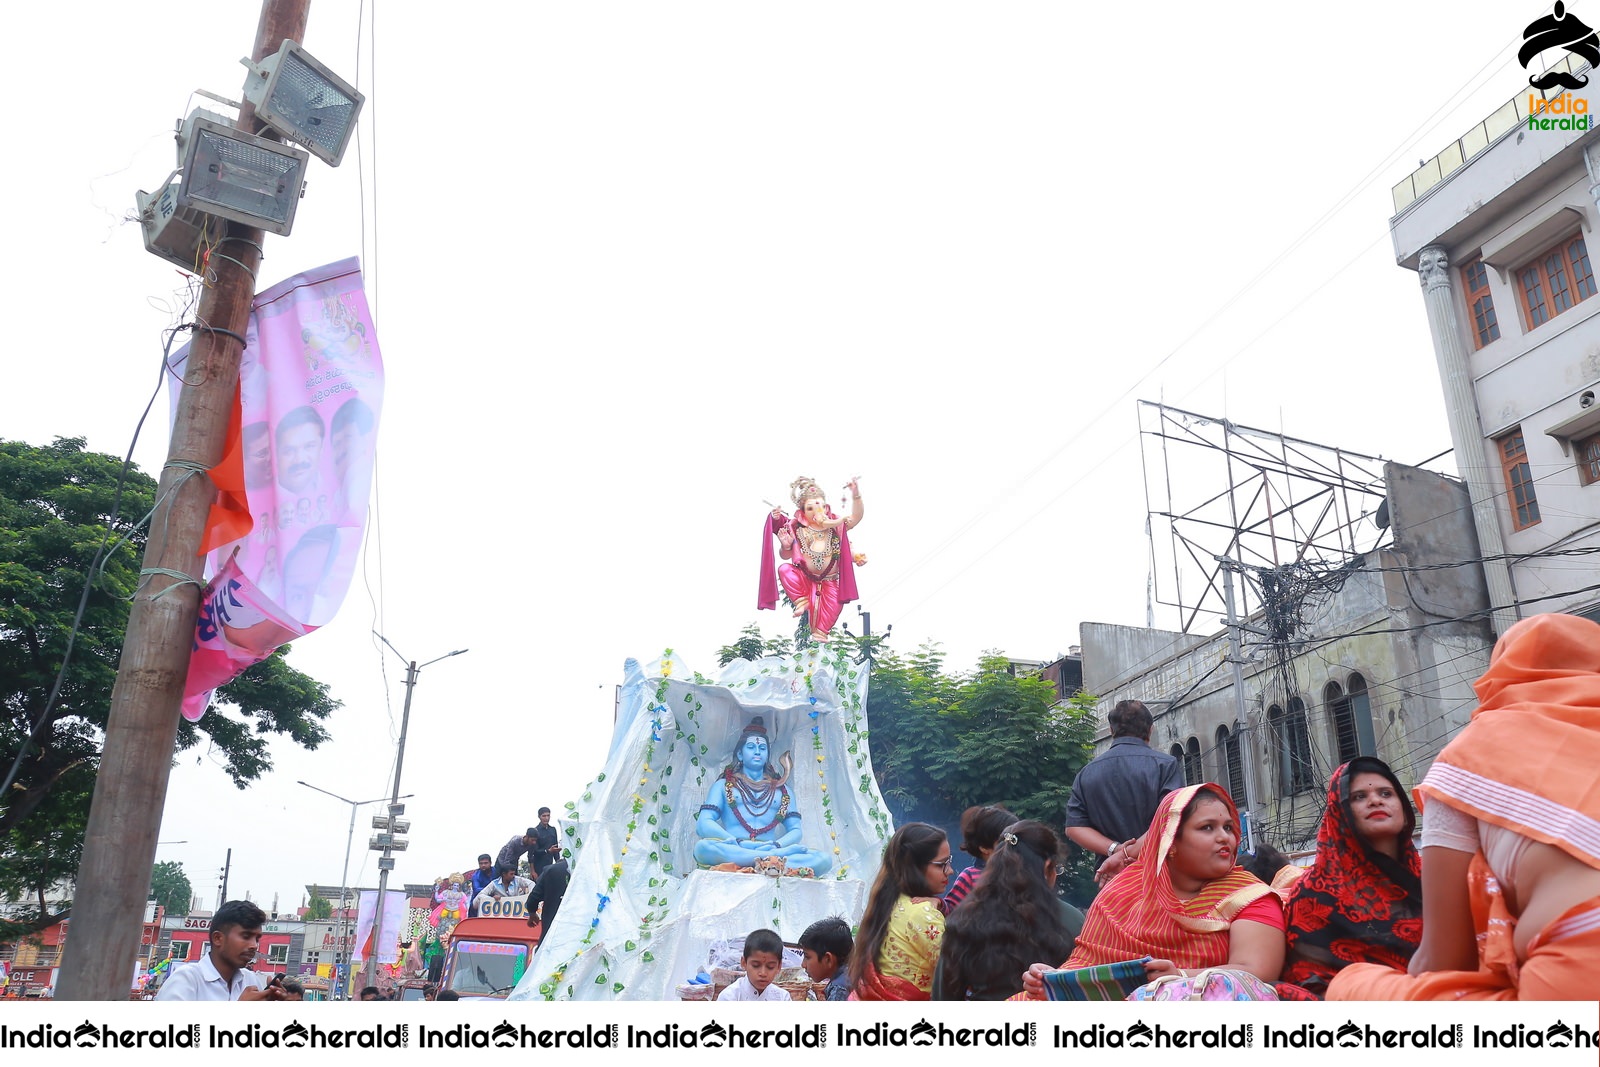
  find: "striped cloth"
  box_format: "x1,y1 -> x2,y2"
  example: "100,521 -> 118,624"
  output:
1040,957 -> 1152,1001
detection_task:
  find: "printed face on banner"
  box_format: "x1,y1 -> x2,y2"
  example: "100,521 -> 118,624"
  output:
175,259 -> 384,721
231,263 -> 384,631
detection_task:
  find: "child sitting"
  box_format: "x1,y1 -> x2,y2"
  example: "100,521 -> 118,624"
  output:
799,916 -> 853,1002
717,928 -> 790,1002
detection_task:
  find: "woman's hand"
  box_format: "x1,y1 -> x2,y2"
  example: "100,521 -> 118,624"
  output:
1143,958 -> 1182,982
1096,850 -> 1131,885
1020,963 -> 1052,999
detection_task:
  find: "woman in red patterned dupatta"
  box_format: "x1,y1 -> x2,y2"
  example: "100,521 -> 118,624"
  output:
1281,757 -> 1422,998
1020,783 -> 1285,997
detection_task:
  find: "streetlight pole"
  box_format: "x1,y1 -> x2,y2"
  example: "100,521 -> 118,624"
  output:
367,636 -> 466,988
297,782 -> 406,999
55,0 -> 311,1001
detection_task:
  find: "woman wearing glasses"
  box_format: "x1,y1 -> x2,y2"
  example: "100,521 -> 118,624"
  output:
849,823 -> 951,1000
935,820 -> 1083,1000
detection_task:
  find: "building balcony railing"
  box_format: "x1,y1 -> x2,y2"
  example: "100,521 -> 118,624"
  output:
1392,53 -> 1590,215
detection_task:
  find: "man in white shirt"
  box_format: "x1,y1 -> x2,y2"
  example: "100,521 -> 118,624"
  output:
156,900 -> 284,1001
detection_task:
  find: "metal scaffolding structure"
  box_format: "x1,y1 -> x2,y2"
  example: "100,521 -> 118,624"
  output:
1139,401 -> 1393,636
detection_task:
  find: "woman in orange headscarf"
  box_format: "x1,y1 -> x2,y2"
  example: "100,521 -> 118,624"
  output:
1328,613 -> 1600,1000
1020,783 -> 1286,996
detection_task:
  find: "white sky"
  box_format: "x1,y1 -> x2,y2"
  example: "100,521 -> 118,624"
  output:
0,1 -> 1565,916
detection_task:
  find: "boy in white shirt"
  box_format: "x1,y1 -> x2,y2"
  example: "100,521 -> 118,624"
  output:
717,928 -> 790,1002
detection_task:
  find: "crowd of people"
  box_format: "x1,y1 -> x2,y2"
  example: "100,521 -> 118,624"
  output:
156,612 -> 1600,1003
826,612 -> 1599,1002
417,808 -> 569,982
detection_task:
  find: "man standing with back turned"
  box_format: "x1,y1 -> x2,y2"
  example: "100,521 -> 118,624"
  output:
1064,699 -> 1183,872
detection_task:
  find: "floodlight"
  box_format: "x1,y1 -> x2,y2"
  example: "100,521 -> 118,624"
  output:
135,182 -> 222,274
175,110 -> 308,236
242,40 -> 365,166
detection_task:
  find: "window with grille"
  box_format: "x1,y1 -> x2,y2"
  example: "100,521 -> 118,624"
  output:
1184,737 -> 1203,786
1576,431 -> 1600,486
1217,725 -> 1245,804
1327,682 -> 1361,766
1347,674 -> 1376,757
1497,429 -> 1541,530
1518,233 -> 1597,329
1462,258 -> 1500,348
1269,699 -> 1315,794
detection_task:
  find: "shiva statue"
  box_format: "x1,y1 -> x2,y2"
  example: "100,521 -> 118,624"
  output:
693,716 -> 831,875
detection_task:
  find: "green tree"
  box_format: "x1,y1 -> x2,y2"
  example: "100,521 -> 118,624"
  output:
149,860 -> 193,916
863,645 -> 1100,901
0,437 -> 342,936
305,894 -> 333,921
715,622 -> 792,667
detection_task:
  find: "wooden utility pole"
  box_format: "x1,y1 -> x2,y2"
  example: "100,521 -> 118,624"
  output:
55,0 -> 310,1001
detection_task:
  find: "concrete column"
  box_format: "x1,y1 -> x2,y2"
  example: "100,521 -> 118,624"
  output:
1583,143 -> 1600,211
1417,244 -> 1518,634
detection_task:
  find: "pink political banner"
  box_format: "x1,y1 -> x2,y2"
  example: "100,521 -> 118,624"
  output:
351,889 -> 408,965
172,258 -> 383,721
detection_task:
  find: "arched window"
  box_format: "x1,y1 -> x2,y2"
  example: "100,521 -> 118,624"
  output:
1169,742 -> 1185,769
1267,704 -> 1284,792
1184,737 -> 1202,786
1347,673 -> 1376,756
1216,725 -> 1245,804
1327,680 -> 1358,765
1285,696 -> 1313,794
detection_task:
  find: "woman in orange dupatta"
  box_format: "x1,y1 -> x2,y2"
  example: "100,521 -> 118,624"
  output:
1329,613 -> 1600,1001
1020,784 -> 1286,997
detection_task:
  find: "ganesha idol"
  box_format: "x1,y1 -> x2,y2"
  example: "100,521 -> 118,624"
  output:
757,475 -> 865,643
693,716 -> 831,875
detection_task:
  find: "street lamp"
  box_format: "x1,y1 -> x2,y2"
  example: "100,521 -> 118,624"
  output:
366,634 -> 467,987
298,782 -> 412,999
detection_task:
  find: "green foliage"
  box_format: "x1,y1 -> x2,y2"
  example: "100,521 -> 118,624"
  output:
149,860 -> 193,916
0,437 -> 341,933
715,623 -> 792,667
305,895 -> 333,921
864,646 -> 1100,900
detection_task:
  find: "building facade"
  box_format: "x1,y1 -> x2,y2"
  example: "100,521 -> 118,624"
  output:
1081,463 -> 1494,851
1392,56 -> 1600,629
2,902 -> 165,997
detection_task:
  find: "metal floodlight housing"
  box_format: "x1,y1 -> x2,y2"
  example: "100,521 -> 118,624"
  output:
175,109 -> 308,236
242,40 -> 365,166
135,182 -> 223,274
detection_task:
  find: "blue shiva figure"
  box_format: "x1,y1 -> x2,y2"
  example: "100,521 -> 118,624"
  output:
693,716 -> 830,875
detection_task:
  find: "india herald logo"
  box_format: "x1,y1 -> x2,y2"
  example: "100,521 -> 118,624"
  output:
1520,2 -> 1600,90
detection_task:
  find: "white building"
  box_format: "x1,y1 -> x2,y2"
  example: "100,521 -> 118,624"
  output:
1392,51 -> 1600,630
